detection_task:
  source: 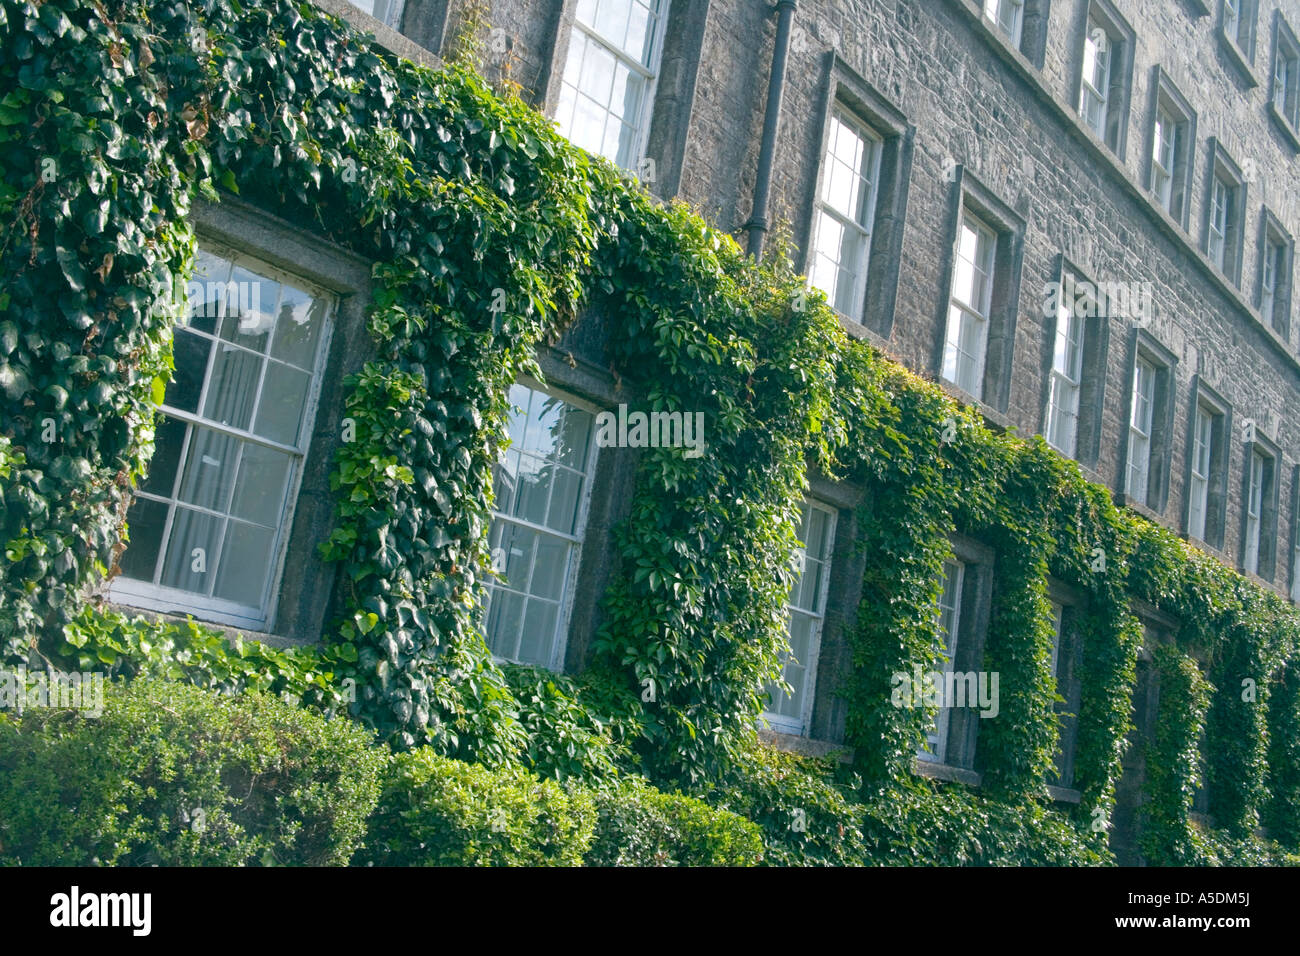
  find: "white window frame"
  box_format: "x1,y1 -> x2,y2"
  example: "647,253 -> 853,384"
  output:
920,558 -> 965,764
483,378 -> 601,673
1262,234 -> 1282,327
763,500 -> 838,736
1209,173 -> 1234,271
1151,105 -> 1178,213
1188,404 -> 1214,542
984,0 -> 1025,48
1045,277 -> 1085,457
347,0 -> 404,29
1224,0 -> 1254,56
1079,19 -> 1112,137
1275,31 -> 1300,127
809,108 -> 884,324
111,241 -> 335,632
1244,449 -> 1265,575
1225,0 -> 1242,45
942,212 -> 997,399
1048,600 -> 1064,684
1126,356 -> 1156,506
556,0 -> 671,173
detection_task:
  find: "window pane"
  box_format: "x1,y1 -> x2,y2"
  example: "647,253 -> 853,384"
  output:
548,468 -> 584,534
254,361 -> 313,446
177,426 -> 240,513
119,497 -> 168,582
485,589 -> 526,661
160,507 -> 223,593
513,458 -> 553,526
212,521 -> 275,606
140,415 -> 188,498
165,328 -> 212,414
518,598 -> 560,668
269,283 -> 326,370
230,443 -> 293,527
531,533 -> 570,602
218,266 -> 278,351
184,251 -> 231,336
203,343 -> 263,431
494,520 -> 537,589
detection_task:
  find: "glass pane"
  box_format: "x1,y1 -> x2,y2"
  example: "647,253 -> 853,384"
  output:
119,497 -> 168,582
579,41 -> 617,111
254,361 -> 312,446
556,404 -> 594,469
269,283 -> 326,370
177,427 -> 240,513
547,468 -> 584,534
513,458 -> 553,526
212,521 -> 275,606
140,415 -> 188,498
184,252 -> 230,335
218,266 -> 278,351
494,448 -> 520,516
530,534 -> 570,602
495,520 -> 537,589
485,588 -> 526,660
569,88 -> 608,156
164,328 -> 212,413
517,598 -> 559,667
230,443 -> 293,527
203,343 -> 263,431
160,507 -> 223,593
627,0 -> 653,61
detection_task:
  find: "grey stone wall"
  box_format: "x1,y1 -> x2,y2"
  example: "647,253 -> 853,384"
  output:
661,0 -> 1300,596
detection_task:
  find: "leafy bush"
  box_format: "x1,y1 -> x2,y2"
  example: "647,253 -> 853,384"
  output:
360,747 -> 595,865
501,664 -> 628,782
1172,825 -> 1296,865
56,607 -> 354,711
713,743 -> 871,866
0,678 -> 384,865
585,777 -> 763,866
857,781 -> 1110,866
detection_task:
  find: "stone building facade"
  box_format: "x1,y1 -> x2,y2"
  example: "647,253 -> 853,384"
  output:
103,0 -> 1300,860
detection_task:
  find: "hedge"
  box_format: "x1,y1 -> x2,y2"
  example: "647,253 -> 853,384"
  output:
2,0 -> 1299,863
0,677 -> 384,865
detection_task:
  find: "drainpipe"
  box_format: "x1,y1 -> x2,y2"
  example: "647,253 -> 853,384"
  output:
745,0 -> 797,260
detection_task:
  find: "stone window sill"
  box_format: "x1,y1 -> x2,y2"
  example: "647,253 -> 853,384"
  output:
1269,101 -> 1300,152
758,728 -> 853,762
934,378 -> 1014,432
102,601 -> 311,650
1218,29 -> 1259,88
309,0 -> 441,70
1046,784 -> 1083,804
914,758 -> 981,787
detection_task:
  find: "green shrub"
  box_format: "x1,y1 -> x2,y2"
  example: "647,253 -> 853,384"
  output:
856,782 -> 1110,866
585,777 -> 763,866
501,665 -> 628,782
360,748 -> 595,865
56,607 -> 354,712
0,677 -> 384,865
713,743 -> 871,866
1190,827 -> 1300,866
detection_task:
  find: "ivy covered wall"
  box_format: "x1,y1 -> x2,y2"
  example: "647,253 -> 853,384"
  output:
1,0 -> 1298,863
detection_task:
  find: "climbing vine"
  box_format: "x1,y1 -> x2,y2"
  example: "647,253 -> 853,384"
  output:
2,0 -> 1298,861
